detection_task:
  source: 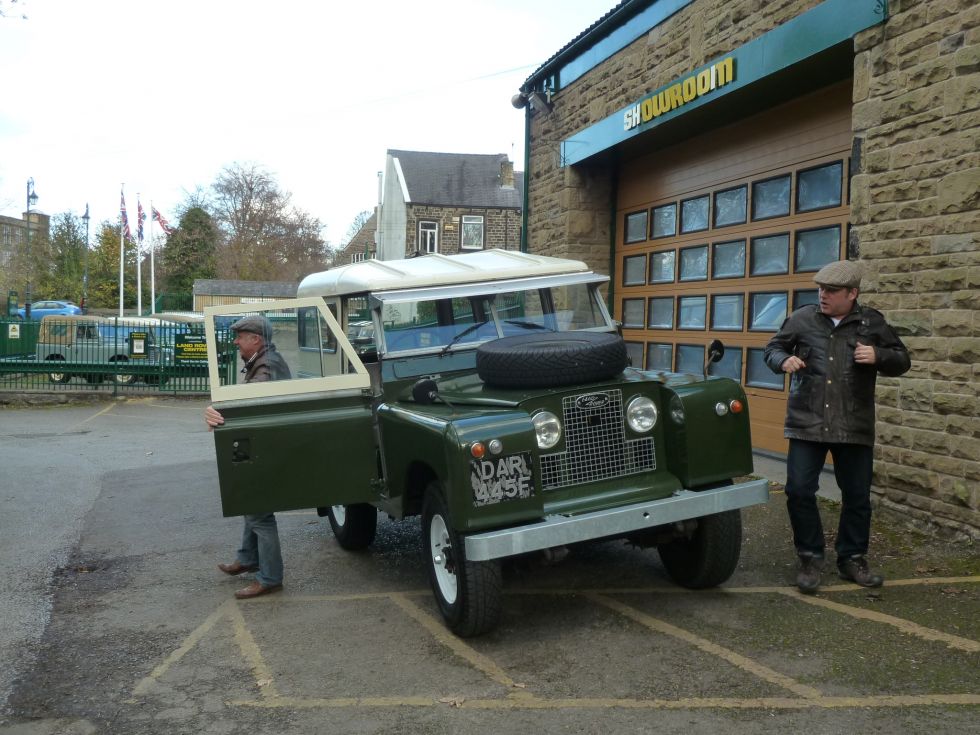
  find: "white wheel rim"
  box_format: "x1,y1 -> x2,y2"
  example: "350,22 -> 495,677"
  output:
50,373 -> 64,382
429,512 -> 457,604
332,505 -> 346,526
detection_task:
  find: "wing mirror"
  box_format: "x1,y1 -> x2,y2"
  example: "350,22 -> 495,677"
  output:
703,339 -> 725,379
412,378 -> 439,404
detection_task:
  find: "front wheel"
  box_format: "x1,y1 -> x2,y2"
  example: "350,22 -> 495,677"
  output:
422,483 -> 501,637
657,509 -> 742,589
110,358 -> 137,384
46,357 -> 70,384
327,504 -> 377,550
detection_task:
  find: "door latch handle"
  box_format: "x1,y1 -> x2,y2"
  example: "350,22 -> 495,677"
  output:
231,439 -> 250,462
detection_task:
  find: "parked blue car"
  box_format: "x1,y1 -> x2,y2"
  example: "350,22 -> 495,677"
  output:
16,300 -> 83,320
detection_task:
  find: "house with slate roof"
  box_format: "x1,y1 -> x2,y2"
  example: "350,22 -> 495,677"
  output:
192,278 -> 297,312
376,150 -> 523,261
335,210 -> 377,266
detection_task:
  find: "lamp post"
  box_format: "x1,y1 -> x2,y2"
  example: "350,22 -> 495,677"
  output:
81,203 -> 90,311
24,178 -> 38,321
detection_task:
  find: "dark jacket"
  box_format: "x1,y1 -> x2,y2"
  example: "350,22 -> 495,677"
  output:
764,303 -> 910,446
242,343 -> 292,384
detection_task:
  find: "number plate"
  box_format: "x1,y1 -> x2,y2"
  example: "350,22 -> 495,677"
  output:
470,452 -> 534,507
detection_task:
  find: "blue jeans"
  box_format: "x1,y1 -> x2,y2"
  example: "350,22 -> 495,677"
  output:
237,513 -> 283,588
785,439 -> 874,564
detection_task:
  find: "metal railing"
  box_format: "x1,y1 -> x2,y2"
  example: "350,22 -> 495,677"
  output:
0,317 -> 236,395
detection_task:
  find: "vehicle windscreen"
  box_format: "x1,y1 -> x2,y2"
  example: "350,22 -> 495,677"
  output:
381,283 -> 610,354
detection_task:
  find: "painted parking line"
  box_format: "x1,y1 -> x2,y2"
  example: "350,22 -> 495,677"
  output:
585,592 -> 824,699
132,577 -> 980,711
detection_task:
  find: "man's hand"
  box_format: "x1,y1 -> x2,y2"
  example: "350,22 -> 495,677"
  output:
204,405 -> 225,431
854,342 -> 877,365
781,356 -> 806,373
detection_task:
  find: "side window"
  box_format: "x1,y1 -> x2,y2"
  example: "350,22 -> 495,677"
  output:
419,221 -> 438,253
460,215 -> 484,250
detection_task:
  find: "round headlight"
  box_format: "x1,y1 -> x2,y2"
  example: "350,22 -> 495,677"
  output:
626,396 -> 658,433
532,411 -> 561,449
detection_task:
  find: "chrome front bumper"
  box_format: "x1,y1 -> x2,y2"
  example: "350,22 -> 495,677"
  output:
464,478 -> 769,562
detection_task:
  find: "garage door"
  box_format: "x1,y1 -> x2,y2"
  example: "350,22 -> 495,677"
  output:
615,81 -> 852,454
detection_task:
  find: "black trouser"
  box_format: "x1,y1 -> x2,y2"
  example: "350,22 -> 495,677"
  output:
785,439 -> 874,565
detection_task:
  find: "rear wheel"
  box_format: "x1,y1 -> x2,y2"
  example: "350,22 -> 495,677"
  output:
110,357 -> 137,384
45,356 -> 70,384
657,508 -> 742,589
327,504 -> 377,550
422,482 -> 501,637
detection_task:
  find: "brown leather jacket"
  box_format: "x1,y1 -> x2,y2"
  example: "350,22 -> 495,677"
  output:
242,344 -> 292,383
764,303 -> 910,446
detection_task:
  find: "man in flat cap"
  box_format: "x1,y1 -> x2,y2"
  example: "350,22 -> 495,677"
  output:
765,260 -> 910,594
204,314 -> 292,599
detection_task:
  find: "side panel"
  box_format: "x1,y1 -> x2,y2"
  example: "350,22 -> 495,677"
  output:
213,394 -> 379,516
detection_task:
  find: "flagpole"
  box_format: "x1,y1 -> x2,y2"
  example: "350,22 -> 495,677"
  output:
119,184 -> 125,316
150,199 -> 156,315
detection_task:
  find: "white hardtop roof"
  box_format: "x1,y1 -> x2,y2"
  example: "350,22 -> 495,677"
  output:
297,248 -> 591,298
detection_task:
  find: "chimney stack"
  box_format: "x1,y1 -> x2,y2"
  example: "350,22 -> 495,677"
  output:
500,159 -> 515,188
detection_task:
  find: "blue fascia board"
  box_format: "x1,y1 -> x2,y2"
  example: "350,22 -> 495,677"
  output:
560,0 -> 888,167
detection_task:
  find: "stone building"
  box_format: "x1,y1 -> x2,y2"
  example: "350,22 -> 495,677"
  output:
516,0 -> 979,539
1,211 -> 51,304
377,150 -> 523,260
192,279 -> 297,312
334,210 -> 377,266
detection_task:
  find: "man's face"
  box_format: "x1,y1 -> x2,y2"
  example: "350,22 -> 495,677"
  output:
233,330 -> 262,361
818,285 -> 858,319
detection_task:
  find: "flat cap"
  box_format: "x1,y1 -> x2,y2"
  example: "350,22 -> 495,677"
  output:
813,260 -> 863,289
229,315 -> 272,338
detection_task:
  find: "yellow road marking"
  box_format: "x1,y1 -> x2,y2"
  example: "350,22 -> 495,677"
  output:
231,692 -> 980,710
780,589 -> 980,652
228,599 -> 282,700
586,592 -> 824,699
71,402 -> 116,429
388,593 -> 534,699
131,600 -> 232,696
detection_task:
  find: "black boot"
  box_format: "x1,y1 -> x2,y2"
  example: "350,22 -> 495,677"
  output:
796,553 -> 823,594
838,555 -> 884,588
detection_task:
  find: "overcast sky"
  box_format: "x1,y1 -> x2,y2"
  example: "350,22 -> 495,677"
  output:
0,0 -> 612,246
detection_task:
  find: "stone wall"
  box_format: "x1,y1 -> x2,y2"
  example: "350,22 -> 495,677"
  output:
405,205 -> 521,254
850,0 -> 979,539
525,0 -> 979,538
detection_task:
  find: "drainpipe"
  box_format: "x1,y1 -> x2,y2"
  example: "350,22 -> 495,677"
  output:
520,104 -> 530,253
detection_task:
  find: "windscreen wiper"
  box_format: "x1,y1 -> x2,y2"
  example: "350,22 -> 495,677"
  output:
439,321 -> 490,357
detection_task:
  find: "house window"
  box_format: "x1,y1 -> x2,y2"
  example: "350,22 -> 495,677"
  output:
419,221 -> 438,253
351,252 -> 366,263
460,215 -> 484,250
625,210 -> 648,243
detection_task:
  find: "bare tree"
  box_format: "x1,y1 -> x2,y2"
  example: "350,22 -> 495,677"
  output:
342,210 -> 373,247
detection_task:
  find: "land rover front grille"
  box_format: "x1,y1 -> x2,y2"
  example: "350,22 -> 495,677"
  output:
540,389 -> 656,490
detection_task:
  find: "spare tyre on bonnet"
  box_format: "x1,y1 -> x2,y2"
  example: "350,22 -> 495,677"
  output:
203,249 -> 768,637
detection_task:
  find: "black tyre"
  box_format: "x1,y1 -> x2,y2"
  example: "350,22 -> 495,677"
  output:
327,504 -> 378,550
476,331 -> 627,388
657,508 -> 742,589
422,483 -> 502,637
110,357 -> 137,384
45,357 -> 70,384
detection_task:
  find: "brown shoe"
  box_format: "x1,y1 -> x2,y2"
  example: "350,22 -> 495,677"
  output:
218,561 -> 259,576
234,581 -> 283,599
796,553 -> 823,595
838,555 -> 884,588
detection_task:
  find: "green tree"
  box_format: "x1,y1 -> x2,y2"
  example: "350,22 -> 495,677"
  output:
160,207 -> 218,295
86,222 -> 138,309
37,213 -> 86,303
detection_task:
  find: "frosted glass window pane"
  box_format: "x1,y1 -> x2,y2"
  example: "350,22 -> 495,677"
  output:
714,186 -> 747,227
647,343 -> 672,370
681,196 -> 709,233
712,240 -> 745,278
625,341 -> 644,368
795,226 -> 840,272
679,245 -> 708,281
797,162 -> 843,212
678,296 -> 706,329
750,292 -> 788,331
711,294 -> 744,330
708,347 -> 742,381
622,298 -> 645,327
676,344 -> 704,374
648,297 -> 674,329
650,251 -> 675,283
623,255 -> 646,285
625,211 -> 648,243
746,348 -> 784,389
752,175 -> 791,219
750,234 -> 789,275
652,204 -> 676,238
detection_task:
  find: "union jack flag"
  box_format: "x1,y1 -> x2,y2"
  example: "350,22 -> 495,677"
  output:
120,190 -> 131,241
137,200 -> 146,242
152,207 -> 173,236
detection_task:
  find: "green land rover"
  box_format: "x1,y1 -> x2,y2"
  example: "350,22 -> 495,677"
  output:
204,249 -> 768,636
